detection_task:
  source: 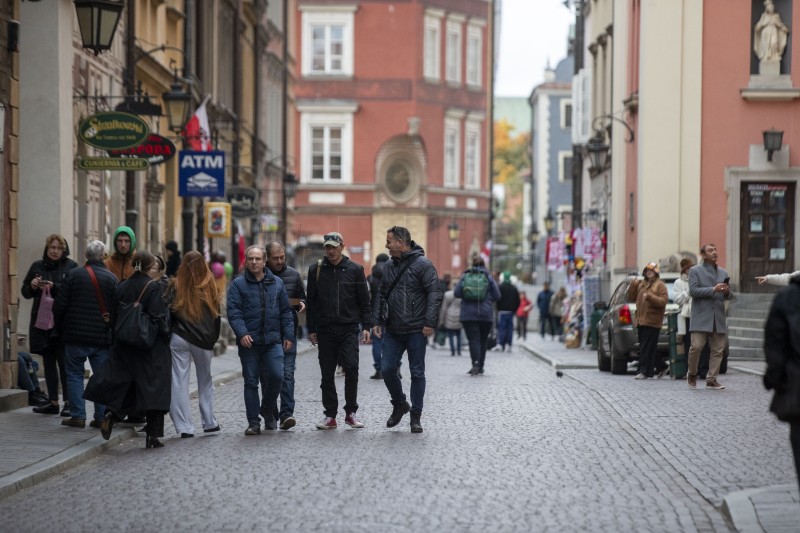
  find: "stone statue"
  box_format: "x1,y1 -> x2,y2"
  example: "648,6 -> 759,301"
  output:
754,0 -> 789,62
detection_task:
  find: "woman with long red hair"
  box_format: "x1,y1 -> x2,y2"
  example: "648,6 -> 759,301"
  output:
167,251 -> 222,437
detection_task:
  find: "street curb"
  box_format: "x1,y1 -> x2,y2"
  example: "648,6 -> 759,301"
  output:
719,484 -> 796,533
518,342 -> 598,370
729,364 -> 765,377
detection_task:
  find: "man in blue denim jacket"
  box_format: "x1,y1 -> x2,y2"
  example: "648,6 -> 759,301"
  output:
227,245 -> 295,435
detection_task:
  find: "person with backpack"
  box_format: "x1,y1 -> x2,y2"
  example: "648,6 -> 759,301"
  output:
455,257 -> 501,375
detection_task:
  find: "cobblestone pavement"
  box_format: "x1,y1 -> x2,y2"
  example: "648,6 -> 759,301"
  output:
1,341 -> 792,532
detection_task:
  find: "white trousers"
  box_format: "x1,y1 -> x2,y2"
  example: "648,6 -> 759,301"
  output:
169,334 -> 218,434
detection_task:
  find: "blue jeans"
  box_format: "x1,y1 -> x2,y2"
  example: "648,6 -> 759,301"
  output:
371,331 -> 383,370
64,344 -> 108,421
446,329 -> 462,355
381,331 -> 427,413
497,311 -> 514,348
239,344 -> 283,426
264,345 -> 296,420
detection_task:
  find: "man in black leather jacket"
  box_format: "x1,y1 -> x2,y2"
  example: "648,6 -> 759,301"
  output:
263,241 -> 307,430
372,226 -> 442,433
307,232 -> 371,430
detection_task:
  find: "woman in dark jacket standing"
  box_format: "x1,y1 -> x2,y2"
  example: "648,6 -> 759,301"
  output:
91,251 -> 172,448
167,251 -> 221,438
22,234 -> 79,415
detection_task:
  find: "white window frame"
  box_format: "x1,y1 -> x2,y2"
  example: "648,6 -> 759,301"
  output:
464,119 -> 482,189
423,11 -> 443,81
445,17 -> 464,85
444,116 -> 461,188
558,150 -> 573,183
300,6 -> 357,77
298,103 -> 357,184
560,99 -> 573,130
466,22 -> 484,88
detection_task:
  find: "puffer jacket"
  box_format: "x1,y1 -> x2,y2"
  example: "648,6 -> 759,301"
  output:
454,266 -> 501,322
269,265 -> 306,327
626,277 -> 668,328
53,260 -> 117,347
307,256 -> 371,333
227,268 -> 295,346
438,290 -> 462,330
373,244 -> 443,334
764,276 -> 800,422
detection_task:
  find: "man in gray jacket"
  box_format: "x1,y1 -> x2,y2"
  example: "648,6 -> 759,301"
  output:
687,243 -> 733,390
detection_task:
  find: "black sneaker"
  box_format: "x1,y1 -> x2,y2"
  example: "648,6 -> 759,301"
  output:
279,416 -> 296,430
263,415 -> 277,430
244,424 -> 261,436
370,370 -> 383,380
410,412 -> 423,433
386,400 -> 410,428
33,403 -> 59,414
60,402 -> 71,417
468,366 -> 480,375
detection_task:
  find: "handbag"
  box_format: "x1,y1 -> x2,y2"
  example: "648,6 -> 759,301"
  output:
434,329 -> 446,346
34,285 -> 55,330
115,281 -> 158,350
486,329 -> 497,350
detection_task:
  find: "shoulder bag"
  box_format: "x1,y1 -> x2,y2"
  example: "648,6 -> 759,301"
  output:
115,280 -> 158,350
379,258 -> 415,325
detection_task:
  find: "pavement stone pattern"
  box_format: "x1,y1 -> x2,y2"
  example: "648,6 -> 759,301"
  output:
0,337 -> 794,532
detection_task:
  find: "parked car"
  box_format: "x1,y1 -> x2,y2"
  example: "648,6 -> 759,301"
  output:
596,273 -> 729,375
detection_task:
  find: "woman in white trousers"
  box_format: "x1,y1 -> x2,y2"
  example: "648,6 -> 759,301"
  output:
166,251 -> 222,438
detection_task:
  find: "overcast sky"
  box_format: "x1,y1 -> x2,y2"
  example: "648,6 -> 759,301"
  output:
495,0 -> 574,97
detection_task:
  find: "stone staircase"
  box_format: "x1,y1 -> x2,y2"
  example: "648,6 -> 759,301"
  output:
727,293 -> 776,360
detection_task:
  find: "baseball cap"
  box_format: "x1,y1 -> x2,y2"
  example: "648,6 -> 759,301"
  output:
642,261 -> 660,275
323,232 -> 344,247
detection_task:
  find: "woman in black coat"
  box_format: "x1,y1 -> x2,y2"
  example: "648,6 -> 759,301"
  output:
88,250 -> 172,449
21,234 -> 79,415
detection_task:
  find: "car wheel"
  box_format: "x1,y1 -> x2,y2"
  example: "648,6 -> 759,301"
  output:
610,335 -> 628,375
597,329 -> 611,372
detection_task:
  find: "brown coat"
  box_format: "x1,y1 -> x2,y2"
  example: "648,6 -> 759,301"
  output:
104,253 -> 134,282
626,277 -> 668,328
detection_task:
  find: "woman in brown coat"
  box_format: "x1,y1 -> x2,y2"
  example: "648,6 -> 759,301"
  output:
626,262 -> 668,379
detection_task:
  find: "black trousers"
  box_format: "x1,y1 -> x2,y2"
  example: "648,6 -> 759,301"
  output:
42,340 -> 68,403
637,325 -> 666,377
145,411 -> 164,438
791,422 -> 800,494
317,324 -> 360,417
463,321 -> 492,369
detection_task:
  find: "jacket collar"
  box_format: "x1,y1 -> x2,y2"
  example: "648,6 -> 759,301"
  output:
244,267 -> 275,284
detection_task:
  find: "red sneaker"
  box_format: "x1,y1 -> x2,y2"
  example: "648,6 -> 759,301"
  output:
315,416 -> 337,430
345,412 -> 365,428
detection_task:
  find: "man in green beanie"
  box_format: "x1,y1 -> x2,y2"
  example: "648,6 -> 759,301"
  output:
104,226 -> 136,281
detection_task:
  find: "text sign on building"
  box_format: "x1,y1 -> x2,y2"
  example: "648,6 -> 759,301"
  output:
78,112 -> 150,150
178,150 -> 225,197
226,186 -> 259,218
76,156 -> 149,171
107,134 -> 176,165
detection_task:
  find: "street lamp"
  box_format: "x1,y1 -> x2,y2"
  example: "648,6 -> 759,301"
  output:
74,0 -> 125,55
162,79 -> 192,134
763,128 -> 784,162
448,218 -> 460,242
280,172 -> 298,244
586,133 -> 610,174
544,211 -> 556,235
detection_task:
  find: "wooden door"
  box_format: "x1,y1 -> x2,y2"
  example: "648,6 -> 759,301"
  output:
740,182 -> 795,293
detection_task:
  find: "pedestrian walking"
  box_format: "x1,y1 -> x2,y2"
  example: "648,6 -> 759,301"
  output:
496,272 -> 520,350
166,251 -> 222,438
438,282 -> 463,356
227,245 -> 294,435
372,226 -> 443,433
763,272 -> 800,494
54,240 -> 116,430
263,241 -> 306,430
455,257 -> 501,375
549,286 -> 567,338
22,234 -> 79,416
687,244 -> 733,390
367,253 -> 390,379
535,283 -> 553,339
307,232 -> 371,430
104,226 -> 136,282
626,262 -> 669,379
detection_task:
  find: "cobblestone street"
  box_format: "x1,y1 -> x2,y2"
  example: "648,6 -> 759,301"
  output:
2,340 -> 793,532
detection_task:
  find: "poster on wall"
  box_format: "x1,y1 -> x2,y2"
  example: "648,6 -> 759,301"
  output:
205,202 -> 231,238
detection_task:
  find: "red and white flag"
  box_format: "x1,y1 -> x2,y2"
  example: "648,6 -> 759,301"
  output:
183,95 -> 212,151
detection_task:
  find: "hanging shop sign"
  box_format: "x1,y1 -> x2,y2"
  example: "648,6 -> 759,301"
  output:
178,150 -> 225,197
78,111 -> 150,150
107,133 -> 176,165
205,202 -> 232,238
226,186 -> 259,218
76,157 -> 149,171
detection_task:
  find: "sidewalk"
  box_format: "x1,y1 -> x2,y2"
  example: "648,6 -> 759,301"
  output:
517,334 -> 799,533
0,344 -> 245,501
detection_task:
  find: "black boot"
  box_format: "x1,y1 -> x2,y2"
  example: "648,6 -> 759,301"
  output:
386,400 -> 410,428
145,436 -> 164,449
410,411 -> 423,433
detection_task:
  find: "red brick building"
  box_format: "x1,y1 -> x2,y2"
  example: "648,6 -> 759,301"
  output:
289,0 -> 494,276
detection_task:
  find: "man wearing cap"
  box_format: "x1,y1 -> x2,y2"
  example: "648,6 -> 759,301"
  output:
626,262 -> 669,379
687,243 -> 733,390
306,232 -> 372,430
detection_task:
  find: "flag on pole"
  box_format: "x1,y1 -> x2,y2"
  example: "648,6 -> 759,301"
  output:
183,95 -> 212,151
480,239 -> 492,268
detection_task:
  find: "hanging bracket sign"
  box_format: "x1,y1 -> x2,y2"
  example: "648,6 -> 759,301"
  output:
78,112 -> 150,150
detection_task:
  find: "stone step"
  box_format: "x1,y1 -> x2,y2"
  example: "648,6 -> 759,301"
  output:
727,309 -> 771,320
728,317 -> 766,329
0,389 -> 29,413
729,346 -> 764,360
728,326 -> 765,340
728,335 -> 763,350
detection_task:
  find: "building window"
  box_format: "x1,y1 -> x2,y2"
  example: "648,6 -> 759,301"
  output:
561,100 -> 572,129
444,117 -> 461,187
466,24 -> 483,88
446,19 -> 463,85
465,121 -> 481,189
558,151 -> 573,183
301,6 -> 356,77
424,13 -> 442,81
299,103 -> 357,184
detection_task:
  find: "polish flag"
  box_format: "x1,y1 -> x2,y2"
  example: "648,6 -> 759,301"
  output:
480,239 -> 492,267
183,96 -> 212,151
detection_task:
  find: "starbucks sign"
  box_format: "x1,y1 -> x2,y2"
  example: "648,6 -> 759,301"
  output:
79,112 -> 150,150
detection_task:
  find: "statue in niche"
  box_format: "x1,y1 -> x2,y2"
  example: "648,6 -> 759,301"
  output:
754,0 -> 789,63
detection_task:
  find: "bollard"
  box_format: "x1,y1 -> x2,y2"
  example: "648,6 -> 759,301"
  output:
667,312 -> 687,378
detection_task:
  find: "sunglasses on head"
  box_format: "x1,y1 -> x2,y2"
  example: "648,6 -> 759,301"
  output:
324,234 -> 343,244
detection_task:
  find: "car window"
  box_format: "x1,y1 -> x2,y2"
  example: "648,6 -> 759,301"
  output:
609,280 -> 630,306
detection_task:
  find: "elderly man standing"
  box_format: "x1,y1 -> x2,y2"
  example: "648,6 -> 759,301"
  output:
307,232 -> 372,430
687,243 -> 733,390
228,245 -> 295,435
373,226 -> 443,433
54,240 -> 117,429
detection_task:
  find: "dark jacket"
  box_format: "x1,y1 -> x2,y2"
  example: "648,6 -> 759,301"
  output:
536,289 -> 553,317
455,267 -> 501,322
307,256 -> 371,333
497,281 -> 521,313
764,276 -> 800,422
21,244 -> 79,353
372,244 -> 443,334
84,272 -> 171,414
227,267 -> 295,346
53,260 -> 117,347
269,264 -> 306,327
165,286 -> 221,350
367,261 -> 386,309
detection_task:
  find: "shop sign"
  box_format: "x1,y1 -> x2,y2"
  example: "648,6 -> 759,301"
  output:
76,157 -> 149,171
226,186 -> 259,218
78,112 -> 150,150
107,134 -> 176,165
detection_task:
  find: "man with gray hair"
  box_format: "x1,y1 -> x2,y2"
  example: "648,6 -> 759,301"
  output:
53,240 -> 117,429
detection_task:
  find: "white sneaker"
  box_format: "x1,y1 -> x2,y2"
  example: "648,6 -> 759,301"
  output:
634,373 -> 648,380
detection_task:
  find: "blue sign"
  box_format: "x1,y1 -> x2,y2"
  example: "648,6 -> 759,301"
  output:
178,150 -> 226,197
